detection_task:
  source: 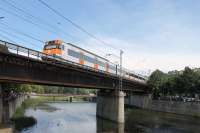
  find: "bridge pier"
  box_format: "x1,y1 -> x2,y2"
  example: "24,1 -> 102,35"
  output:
96,90 -> 125,123
0,84 -> 3,123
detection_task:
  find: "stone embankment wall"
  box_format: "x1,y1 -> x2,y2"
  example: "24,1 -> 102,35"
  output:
0,95 -> 27,123
125,94 -> 200,117
8,95 -> 26,119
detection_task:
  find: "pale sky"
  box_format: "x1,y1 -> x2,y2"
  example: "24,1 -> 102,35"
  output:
0,0 -> 200,75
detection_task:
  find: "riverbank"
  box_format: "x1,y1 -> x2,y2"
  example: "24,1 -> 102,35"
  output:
11,97 -> 44,132
29,95 -> 89,102
0,124 -> 13,133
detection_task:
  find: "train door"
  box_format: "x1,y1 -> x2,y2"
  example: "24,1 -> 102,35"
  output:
79,52 -> 84,65
94,57 -> 98,70
106,62 -> 109,73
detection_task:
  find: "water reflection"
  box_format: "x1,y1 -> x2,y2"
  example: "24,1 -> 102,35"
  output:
33,103 -> 59,112
125,108 -> 200,133
22,102 -> 96,133
97,118 -> 124,133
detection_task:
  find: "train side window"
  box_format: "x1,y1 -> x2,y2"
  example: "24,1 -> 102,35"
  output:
68,49 -> 80,58
110,65 -> 116,71
84,55 -> 95,63
97,60 -> 105,67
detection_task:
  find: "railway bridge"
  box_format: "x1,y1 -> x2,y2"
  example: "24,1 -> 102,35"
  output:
0,40 -> 150,123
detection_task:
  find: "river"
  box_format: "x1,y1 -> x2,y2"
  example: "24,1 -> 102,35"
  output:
21,102 -> 200,133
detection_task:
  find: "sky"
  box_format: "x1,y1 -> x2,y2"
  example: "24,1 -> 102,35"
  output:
0,0 -> 200,75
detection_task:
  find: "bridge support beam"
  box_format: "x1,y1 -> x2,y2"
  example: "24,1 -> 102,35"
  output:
96,90 -> 125,123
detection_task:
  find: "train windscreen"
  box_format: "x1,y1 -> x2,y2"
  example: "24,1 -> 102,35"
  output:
45,45 -> 57,50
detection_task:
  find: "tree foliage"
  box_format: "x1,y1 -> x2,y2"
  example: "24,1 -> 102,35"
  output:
1,83 -> 96,95
148,67 -> 200,98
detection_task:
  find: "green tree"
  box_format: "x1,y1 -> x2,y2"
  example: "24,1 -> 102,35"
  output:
147,70 -> 168,98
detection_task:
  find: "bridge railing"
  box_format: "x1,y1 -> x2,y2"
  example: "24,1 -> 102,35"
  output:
0,40 -> 146,83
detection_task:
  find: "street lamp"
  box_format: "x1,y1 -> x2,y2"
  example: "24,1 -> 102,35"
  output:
105,50 -> 124,91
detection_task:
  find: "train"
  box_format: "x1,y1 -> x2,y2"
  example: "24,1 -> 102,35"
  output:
42,40 -> 146,82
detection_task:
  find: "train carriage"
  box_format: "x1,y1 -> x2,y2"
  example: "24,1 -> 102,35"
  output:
42,40 -> 146,82
43,40 -> 113,72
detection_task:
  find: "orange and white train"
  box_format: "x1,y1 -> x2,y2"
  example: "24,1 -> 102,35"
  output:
43,40 -> 146,82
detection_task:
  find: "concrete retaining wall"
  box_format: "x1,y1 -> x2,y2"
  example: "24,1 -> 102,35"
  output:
148,100 -> 200,117
125,94 -> 200,117
125,94 -> 151,108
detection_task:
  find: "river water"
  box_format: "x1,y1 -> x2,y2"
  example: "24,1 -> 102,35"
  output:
21,102 -> 200,133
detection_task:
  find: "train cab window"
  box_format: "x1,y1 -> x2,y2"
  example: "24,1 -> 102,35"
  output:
45,45 -> 57,50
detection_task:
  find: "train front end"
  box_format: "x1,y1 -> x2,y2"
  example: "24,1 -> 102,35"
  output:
42,40 -> 64,60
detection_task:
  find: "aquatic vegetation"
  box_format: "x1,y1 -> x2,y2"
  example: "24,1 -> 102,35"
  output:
11,116 -> 37,131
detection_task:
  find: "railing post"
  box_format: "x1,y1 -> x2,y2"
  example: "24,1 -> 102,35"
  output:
37,52 -> 39,59
17,46 -> 19,55
28,49 -> 29,58
116,65 -> 118,75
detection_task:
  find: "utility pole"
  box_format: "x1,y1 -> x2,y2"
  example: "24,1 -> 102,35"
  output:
119,50 -> 123,91
104,50 -> 124,91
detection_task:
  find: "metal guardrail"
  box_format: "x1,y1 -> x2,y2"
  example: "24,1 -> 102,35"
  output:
0,40 -> 146,83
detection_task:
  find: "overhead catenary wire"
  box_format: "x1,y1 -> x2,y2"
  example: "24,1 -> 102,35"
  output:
0,28 -> 42,48
2,0 -> 79,41
0,0 -> 95,48
37,0 -> 119,51
1,23 -> 44,44
1,0 -> 61,33
0,32 -> 17,43
0,6 -> 63,37
1,0 -> 87,43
